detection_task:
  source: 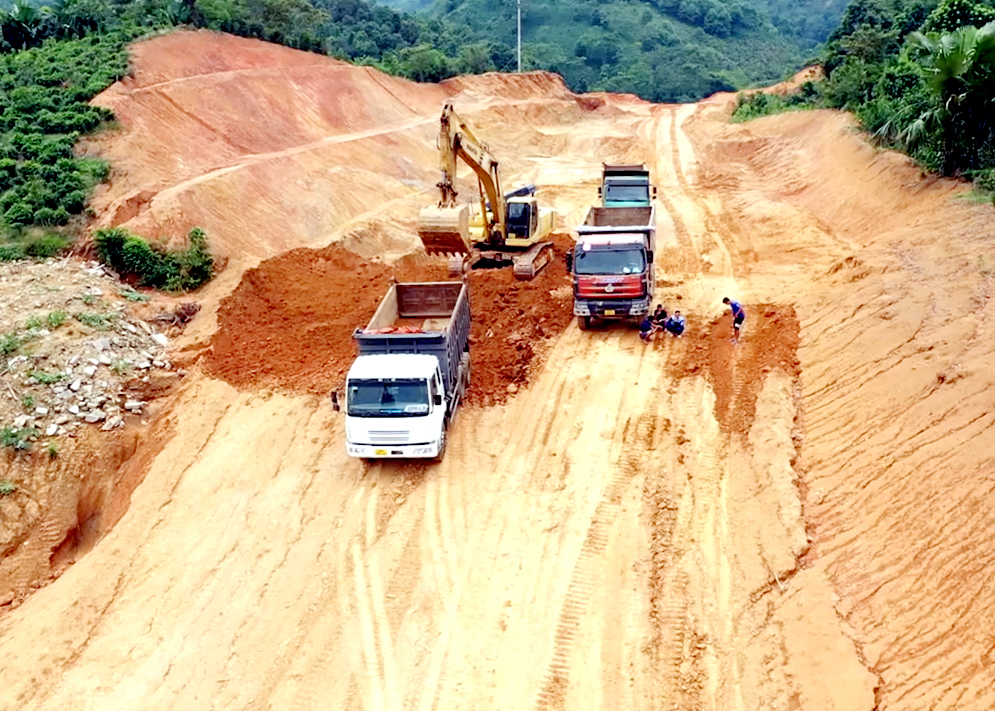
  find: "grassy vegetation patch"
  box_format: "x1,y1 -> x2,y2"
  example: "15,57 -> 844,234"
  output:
95,226 -> 215,292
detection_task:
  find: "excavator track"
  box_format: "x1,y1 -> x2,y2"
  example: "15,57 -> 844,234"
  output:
512,241 -> 556,281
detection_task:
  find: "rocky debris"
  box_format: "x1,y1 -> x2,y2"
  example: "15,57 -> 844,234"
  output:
0,257 -> 197,445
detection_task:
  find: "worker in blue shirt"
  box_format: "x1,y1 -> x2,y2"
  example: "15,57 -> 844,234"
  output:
723,297 -> 745,343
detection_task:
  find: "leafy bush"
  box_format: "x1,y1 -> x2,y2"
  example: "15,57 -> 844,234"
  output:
95,226 -> 215,291
74,312 -> 116,330
46,310 -> 67,328
0,480 -> 16,495
28,370 -> 64,384
0,332 -> 22,354
1,427 -> 35,451
26,232 -> 72,256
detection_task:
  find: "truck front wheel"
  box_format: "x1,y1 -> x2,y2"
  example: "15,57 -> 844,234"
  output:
433,429 -> 447,463
579,316 -> 592,330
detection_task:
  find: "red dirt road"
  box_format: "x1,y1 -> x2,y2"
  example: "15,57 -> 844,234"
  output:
1,30 -> 994,711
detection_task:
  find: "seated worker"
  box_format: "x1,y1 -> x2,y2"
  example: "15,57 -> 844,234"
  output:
651,304 -> 668,328
638,315 -> 656,343
665,310 -> 686,337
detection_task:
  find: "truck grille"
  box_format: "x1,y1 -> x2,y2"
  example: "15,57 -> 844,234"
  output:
368,430 -> 410,444
576,275 -> 645,298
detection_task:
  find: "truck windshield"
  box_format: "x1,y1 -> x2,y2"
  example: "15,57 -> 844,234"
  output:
604,181 -> 649,204
347,379 -> 429,417
574,247 -> 646,275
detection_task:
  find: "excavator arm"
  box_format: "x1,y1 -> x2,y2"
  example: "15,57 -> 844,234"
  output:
435,102 -> 506,242
417,101 -> 557,280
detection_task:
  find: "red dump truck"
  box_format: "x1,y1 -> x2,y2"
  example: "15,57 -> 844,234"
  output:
568,205 -> 657,329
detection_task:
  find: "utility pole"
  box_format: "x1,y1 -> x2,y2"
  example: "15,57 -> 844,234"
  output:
517,0 -> 522,73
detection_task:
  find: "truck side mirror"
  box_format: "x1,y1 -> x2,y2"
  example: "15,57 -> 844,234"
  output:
330,391 -> 340,412
565,250 -> 574,273
597,187 -> 603,198
652,186 -> 658,199
433,394 -> 443,406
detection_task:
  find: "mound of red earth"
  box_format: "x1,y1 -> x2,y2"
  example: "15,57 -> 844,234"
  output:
680,305 -> 801,436
204,235 -> 575,405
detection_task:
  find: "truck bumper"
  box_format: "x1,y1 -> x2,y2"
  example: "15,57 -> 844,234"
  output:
574,296 -> 651,318
346,441 -> 442,459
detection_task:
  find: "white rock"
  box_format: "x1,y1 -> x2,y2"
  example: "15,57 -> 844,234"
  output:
93,338 -> 111,352
102,415 -> 124,431
124,400 -> 144,411
83,365 -> 97,376
13,415 -> 31,428
34,407 -> 49,416
87,358 -> 100,366
98,355 -> 112,365
46,424 -> 58,436
137,361 -> 151,370
69,378 -> 82,391
54,414 -> 71,425
123,323 -> 138,333
84,410 -> 106,424
138,321 -> 152,335
57,427 -> 67,436
151,333 -> 169,347
152,360 -> 165,368
68,405 -> 80,415
90,287 -> 103,296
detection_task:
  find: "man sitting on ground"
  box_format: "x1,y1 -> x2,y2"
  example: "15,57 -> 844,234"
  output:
665,310 -> 685,337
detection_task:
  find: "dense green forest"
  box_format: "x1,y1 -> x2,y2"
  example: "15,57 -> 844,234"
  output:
734,0 -> 995,188
364,0 -> 842,101
0,0 -> 989,243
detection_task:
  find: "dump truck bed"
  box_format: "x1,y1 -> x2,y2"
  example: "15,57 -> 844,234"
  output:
354,281 -> 470,395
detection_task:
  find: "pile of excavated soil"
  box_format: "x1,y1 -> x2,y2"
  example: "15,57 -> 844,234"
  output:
205,235 -> 575,405
680,305 -> 801,436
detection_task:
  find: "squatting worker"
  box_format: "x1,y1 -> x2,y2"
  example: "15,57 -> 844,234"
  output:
723,297 -> 745,343
665,310 -> 685,337
652,304 -> 668,328
639,314 -> 656,343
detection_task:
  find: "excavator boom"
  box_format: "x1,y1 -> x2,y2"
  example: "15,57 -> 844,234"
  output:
417,102 -> 556,280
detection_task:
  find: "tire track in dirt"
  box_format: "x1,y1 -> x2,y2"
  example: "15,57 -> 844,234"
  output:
534,411 -> 655,711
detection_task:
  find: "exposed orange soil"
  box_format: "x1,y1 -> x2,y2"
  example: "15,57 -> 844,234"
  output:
204,234 -> 575,405
0,29 -> 993,711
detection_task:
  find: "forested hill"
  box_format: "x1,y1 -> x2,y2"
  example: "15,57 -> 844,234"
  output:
370,0 -> 849,101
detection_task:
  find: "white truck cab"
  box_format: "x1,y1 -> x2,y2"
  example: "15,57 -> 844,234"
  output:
343,353 -> 447,459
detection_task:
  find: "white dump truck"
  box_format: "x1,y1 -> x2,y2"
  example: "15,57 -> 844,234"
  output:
332,280 -> 471,461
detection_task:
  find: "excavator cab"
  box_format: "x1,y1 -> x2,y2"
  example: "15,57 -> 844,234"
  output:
505,199 -> 535,240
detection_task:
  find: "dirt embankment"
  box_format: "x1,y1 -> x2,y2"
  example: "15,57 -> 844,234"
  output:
2,26 -> 995,711
204,234 -> 576,405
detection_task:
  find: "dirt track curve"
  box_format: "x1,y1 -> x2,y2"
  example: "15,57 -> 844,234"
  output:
2,30 -> 995,710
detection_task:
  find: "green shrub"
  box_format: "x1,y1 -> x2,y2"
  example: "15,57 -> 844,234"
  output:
74,312 -> 115,330
28,370 -> 64,384
46,311 -> 67,328
25,232 -> 72,258
1,427 -> 36,451
25,316 -> 42,330
0,332 -> 22,355
95,226 -> 215,291
0,480 -> 16,495
0,244 -> 27,261
21,394 -> 35,411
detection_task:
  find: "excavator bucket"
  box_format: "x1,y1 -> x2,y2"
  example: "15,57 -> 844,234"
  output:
418,205 -> 471,256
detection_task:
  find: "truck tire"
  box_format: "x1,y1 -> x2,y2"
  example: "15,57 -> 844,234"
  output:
579,316 -> 592,330
459,352 -> 471,397
433,428 -> 447,463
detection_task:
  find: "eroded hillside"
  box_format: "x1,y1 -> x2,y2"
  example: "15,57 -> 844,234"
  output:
0,29 -> 993,711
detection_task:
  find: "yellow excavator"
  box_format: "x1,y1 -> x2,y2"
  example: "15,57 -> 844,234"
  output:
417,102 -> 557,280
